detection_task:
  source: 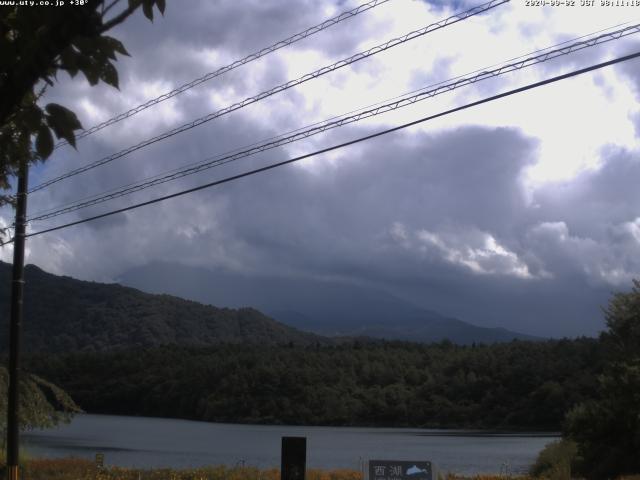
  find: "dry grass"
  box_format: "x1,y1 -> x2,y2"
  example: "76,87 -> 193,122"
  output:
2,458 -> 638,480
5,459 -> 365,480
443,476 -> 532,480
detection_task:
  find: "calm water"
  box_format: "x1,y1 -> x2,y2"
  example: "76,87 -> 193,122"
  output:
23,414 -> 558,475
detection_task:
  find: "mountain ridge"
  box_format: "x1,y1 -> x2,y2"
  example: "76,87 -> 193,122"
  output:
0,261 -> 324,353
118,261 -> 541,344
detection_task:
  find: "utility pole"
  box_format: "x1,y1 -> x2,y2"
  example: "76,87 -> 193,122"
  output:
6,158 -> 28,480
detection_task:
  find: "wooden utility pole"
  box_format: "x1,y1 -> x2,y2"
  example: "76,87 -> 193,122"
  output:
6,158 -> 28,480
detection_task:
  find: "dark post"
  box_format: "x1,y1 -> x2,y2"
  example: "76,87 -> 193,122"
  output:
6,158 -> 28,480
281,436 -> 306,480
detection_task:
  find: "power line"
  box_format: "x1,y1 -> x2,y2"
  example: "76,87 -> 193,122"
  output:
29,0 -> 509,194
28,18 -> 638,221
52,0 -> 393,150
18,50 -> 640,241
27,22 -> 640,223
55,18 -> 634,215
371,19 -> 636,107
35,0 -> 507,192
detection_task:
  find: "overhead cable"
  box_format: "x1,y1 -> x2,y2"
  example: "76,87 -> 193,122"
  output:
18,50 -> 640,240
30,0 -> 509,194
27,22 -> 640,223
52,0 -> 393,150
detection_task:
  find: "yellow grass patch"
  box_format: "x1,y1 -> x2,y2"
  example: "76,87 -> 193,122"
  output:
3,457 -> 639,480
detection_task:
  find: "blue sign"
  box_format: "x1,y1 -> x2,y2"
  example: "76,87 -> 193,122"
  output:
369,460 -> 432,480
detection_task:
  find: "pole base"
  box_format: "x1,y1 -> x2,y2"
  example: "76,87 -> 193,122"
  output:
7,465 -> 19,480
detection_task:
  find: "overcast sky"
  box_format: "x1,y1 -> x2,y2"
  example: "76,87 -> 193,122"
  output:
2,0 -> 640,337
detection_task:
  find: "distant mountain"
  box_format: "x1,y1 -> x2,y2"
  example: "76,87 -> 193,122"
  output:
119,262 -> 540,344
0,262 -> 324,353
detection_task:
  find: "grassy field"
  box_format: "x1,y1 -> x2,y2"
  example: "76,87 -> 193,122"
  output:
3,457 -> 640,480
4,458 -> 529,480
8,459 -> 362,480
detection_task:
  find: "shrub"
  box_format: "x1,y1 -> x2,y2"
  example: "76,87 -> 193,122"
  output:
529,439 -> 576,479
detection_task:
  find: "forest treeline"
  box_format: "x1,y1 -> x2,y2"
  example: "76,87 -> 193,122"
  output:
0,263 -> 324,353
25,338 -> 602,430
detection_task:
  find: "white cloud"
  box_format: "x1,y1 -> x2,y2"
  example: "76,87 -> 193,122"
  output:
621,217 -> 640,244
387,222 -> 534,279
419,228 -> 533,278
527,220 -> 640,286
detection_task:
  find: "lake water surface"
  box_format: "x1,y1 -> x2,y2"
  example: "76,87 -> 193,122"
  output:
23,414 -> 558,476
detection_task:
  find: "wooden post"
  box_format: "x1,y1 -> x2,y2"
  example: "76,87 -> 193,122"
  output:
281,436 -> 306,480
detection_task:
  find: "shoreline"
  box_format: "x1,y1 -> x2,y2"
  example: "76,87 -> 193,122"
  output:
21,413 -> 557,475
38,412 -> 563,435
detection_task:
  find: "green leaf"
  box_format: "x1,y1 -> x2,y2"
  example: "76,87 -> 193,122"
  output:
100,62 -> 119,89
45,103 -> 83,131
35,125 -> 53,159
142,0 -> 154,21
79,60 -> 100,86
93,36 -> 119,61
72,35 -> 96,54
47,119 -> 77,148
101,43 -> 117,61
0,367 -> 81,432
45,104 -> 83,148
60,46 -> 79,77
102,36 -> 130,57
22,106 -> 44,132
156,0 -> 166,15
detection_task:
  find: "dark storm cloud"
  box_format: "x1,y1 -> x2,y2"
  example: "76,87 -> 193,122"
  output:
199,124 -> 635,336
8,0 -> 640,339
108,0 -> 389,85
231,128 -> 533,274
528,149 -> 640,286
220,128 -> 528,264
533,148 -> 640,235
22,116 -> 640,337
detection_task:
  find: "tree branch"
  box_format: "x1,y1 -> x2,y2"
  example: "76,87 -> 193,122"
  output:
102,0 -> 123,19
99,1 -> 141,33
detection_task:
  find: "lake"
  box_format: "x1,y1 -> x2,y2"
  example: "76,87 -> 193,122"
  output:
23,414 -> 559,476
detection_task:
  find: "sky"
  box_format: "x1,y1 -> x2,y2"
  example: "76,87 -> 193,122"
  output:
2,0 -> 640,337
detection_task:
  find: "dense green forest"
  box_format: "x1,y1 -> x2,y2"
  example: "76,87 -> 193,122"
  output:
0,262 -> 535,351
0,263 -> 324,352
25,338 -> 602,430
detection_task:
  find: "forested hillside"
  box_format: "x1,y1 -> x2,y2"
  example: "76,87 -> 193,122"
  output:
120,262 -> 540,344
0,261 -> 607,431
26,338 -> 602,430
0,262 -> 323,352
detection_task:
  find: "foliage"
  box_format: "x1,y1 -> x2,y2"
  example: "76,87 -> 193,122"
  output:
25,338 -> 602,431
0,0 -> 165,214
565,279 -> 640,479
0,448 -> 29,468
0,263 -> 323,352
528,439 -> 576,479
0,366 -> 81,434
601,279 -> 640,358
0,262 -> 607,432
